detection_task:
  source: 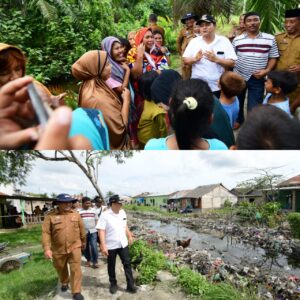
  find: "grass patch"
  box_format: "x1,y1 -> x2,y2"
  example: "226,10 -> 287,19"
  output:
124,204 -> 182,217
0,225 -> 42,248
0,251 -> 57,300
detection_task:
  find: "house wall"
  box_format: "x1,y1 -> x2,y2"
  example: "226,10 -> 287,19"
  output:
201,186 -> 238,210
144,196 -> 168,207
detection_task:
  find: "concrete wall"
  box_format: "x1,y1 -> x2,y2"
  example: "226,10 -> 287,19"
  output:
201,186 -> 238,210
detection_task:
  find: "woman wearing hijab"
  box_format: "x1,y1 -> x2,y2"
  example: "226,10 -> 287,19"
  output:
126,28 -> 169,147
72,50 -> 131,150
101,36 -> 130,96
127,27 -> 169,78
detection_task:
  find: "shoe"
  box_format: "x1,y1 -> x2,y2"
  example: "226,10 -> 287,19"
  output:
85,261 -> 91,267
61,284 -> 68,292
126,286 -> 137,293
109,284 -> 118,294
92,264 -> 99,269
73,293 -> 84,300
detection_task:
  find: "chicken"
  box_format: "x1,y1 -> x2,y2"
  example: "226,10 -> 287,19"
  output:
176,238 -> 191,248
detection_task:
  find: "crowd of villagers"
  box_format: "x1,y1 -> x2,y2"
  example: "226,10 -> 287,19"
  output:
0,10 -> 300,150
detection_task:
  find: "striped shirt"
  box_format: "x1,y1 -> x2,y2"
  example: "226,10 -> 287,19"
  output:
79,208 -> 98,234
232,32 -> 279,81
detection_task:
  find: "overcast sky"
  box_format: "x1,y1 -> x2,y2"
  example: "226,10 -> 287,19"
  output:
6,151 -> 300,198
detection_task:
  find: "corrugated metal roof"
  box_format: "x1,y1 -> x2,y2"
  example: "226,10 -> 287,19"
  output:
168,189 -> 192,199
278,175 -> 300,187
185,184 -> 222,198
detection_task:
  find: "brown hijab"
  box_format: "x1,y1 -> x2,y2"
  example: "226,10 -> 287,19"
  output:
72,50 -> 129,150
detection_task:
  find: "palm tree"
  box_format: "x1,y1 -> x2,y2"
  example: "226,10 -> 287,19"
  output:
3,0 -> 74,20
246,0 -> 299,33
173,0 -> 300,33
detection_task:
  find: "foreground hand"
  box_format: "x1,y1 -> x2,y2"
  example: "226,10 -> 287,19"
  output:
35,106 -> 92,150
44,249 -> 53,260
128,235 -> 134,245
0,77 -> 92,150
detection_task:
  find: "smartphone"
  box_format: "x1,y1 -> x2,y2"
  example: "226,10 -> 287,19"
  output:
27,83 -> 51,127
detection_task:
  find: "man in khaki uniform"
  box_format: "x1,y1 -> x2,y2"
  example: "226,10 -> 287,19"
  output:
275,8 -> 300,112
176,12 -> 198,79
42,193 -> 86,300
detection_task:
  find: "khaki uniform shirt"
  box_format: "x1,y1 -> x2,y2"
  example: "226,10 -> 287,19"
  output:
276,32 -> 300,78
176,27 -> 195,55
42,209 -> 86,254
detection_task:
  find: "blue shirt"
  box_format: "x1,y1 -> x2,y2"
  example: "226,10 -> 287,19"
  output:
145,135 -> 228,150
220,97 -> 240,128
263,93 -> 292,117
70,108 -> 110,150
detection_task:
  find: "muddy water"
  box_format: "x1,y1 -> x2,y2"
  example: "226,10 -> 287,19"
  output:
144,219 -> 300,277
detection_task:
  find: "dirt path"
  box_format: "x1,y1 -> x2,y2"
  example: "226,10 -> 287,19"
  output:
52,255 -> 186,300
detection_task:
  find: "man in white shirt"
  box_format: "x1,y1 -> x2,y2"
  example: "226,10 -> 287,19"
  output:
79,197 -> 98,268
183,14 -> 237,97
96,195 -> 136,294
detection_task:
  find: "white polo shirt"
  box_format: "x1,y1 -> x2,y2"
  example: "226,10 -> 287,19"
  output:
183,35 -> 237,92
96,208 -> 128,250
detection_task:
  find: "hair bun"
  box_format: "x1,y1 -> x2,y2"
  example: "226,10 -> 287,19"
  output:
183,97 -> 198,110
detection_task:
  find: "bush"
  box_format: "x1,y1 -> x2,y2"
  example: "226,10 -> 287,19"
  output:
223,199 -> 233,208
178,268 -> 209,295
129,240 -> 167,284
287,212 -> 300,239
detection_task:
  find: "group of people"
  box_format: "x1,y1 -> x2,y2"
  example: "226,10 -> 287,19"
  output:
42,193 -> 136,300
0,8 -> 300,149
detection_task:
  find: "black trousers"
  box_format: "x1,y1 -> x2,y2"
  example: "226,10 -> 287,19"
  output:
107,246 -> 134,288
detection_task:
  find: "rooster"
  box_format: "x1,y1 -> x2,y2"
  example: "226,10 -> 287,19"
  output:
176,238 -> 191,248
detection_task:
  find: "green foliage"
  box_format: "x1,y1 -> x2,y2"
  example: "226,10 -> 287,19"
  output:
0,151 -> 36,187
236,202 -> 258,223
177,267 -> 209,295
287,212 -> 300,239
223,199 -> 233,208
129,240 -> 168,284
202,283 -> 248,300
158,16 -> 178,52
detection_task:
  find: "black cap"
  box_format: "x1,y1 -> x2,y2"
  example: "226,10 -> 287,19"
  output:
181,13 -> 199,24
109,194 -> 124,204
196,14 -> 216,25
285,8 -> 300,18
56,193 -> 75,203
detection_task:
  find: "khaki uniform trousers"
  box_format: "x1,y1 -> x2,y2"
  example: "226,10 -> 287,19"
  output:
53,247 -> 82,294
181,60 -> 191,80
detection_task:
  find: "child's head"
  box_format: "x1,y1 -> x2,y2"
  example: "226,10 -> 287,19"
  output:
127,31 -> 136,48
169,79 -> 214,149
219,71 -> 246,98
265,71 -> 298,96
151,70 -> 182,105
236,105 -> 300,149
117,37 -> 131,57
138,71 -> 159,100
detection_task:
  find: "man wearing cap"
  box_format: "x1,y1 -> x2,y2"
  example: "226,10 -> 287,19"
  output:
232,12 -> 279,128
96,194 -> 136,294
275,8 -> 300,113
183,14 -> 237,97
177,12 -> 199,79
42,194 -> 86,300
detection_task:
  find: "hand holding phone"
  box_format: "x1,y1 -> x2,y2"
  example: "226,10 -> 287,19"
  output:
27,83 -> 52,127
